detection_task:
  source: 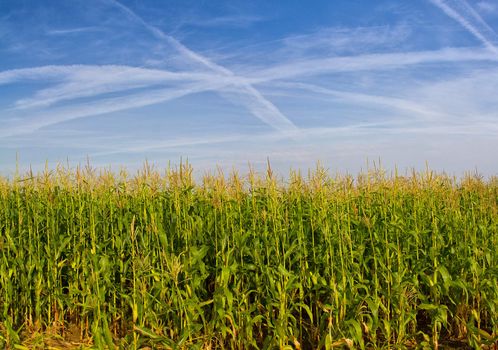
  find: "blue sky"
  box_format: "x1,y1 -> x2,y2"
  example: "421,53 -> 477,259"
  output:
1,0 -> 498,176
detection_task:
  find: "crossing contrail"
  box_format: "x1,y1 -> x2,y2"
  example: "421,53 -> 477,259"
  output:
104,0 -> 298,133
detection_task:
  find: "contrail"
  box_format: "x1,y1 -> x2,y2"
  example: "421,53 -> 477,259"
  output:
248,47 -> 498,82
104,0 -> 298,133
458,0 -> 496,34
428,0 -> 498,54
0,82 -> 229,138
272,81 -> 449,121
5,65 -> 217,109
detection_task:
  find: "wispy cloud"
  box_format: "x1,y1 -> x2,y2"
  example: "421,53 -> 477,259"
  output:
0,80 -> 237,138
180,15 -> 264,28
5,65 -> 216,109
0,63 -> 297,134
476,2 -> 497,15
428,0 -> 498,53
412,68 -> 498,121
0,66 -> 72,85
281,25 -> 412,55
204,24 -> 414,68
85,121 -> 498,165
1,44 -> 497,136
93,134 -> 246,157
270,82 -> 448,121
248,46 -> 498,82
45,27 -> 102,36
1,0 -> 497,177
88,123 -> 376,158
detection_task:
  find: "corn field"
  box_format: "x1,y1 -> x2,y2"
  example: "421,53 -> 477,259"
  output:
0,164 -> 497,349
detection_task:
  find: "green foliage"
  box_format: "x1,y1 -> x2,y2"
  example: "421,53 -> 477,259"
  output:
0,164 -> 497,349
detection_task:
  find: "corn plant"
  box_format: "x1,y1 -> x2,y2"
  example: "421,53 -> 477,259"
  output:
0,163 -> 496,349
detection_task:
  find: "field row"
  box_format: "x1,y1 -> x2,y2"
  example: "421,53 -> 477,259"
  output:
1,166 -> 497,349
